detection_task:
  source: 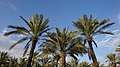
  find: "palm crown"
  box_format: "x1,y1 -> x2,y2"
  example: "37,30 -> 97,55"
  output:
106,53 -> 117,67
4,14 -> 50,56
73,15 -> 114,42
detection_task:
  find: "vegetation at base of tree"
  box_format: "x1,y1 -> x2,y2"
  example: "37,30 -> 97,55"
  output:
0,51 -> 120,67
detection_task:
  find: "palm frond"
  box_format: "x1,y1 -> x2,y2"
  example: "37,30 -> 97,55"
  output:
56,28 -> 61,37
98,22 -> 115,31
68,31 -> 79,40
92,40 -> 98,48
37,14 -> 43,31
88,50 -> 92,60
72,21 -> 86,35
69,53 -> 78,60
93,19 -> 110,31
39,14 -> 43,25
23,39 -> 31,57
4,30 -> 25,36
89,15 -> 92,23
8,25 -> 31,35
98,31 -> 114,35
115,48 -> 120,52
66,37 -> 82,51
40,18 -> 50,31
20,16 -> 32,28
84,39 -> 87,44
9,37 -> 28,50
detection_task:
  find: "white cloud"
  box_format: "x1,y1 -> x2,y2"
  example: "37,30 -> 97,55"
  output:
7,1 -> 18,11
0,34 -> 23,58
1,28 -> 8,35
0,0 -> 18,11
117,13 -> 120,23
98,29 -> 120,49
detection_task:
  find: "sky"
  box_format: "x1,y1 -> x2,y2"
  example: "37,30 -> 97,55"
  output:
0,0 -> 120,64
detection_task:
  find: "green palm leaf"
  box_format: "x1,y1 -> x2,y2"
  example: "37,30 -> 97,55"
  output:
92,40 -> 98,47
98,31 -> 114,35
4,30 -> 25,36
115,48 -> 120,52
9,37 -> 28,50
8,25 -> 31,35
98,22 -> 115,31
23,39 -> 31,57
20,16 -> 32,29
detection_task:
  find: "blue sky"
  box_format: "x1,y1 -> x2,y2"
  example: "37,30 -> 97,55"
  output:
0,0 -> 120,64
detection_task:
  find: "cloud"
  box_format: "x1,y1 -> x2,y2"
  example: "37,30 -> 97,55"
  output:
0,34 -> 23,58
0,0 -> 18,11
1,28 -> 8,35
98,29 -> 120,49
7,1 -> 18,11
116,13 -> 120,23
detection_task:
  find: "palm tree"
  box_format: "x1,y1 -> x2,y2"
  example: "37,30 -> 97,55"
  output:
0,51 -> 9,67
67,59 -> 79,67
4,14 -> 51,67
18,58 -> 27,67
115,45 -> 120,66
79,61 -> 92,67
115,45 -> 120,53
8,57 -> 18,67
42,28 -> 86,67
38,55 -> 51,67
106,53 -> 117,67
73,15 -> 114,67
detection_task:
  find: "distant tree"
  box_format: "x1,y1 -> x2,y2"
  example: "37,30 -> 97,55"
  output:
18,58 -> 27,67
0,51 -> 9,67
67,59 -> 79,67
79,61 -> 92,67
115,45 -> 120,53
4,14 -> 51,67
115,45 -> 120,66
73,15 -> 114,67
106,53 -> 117,67
8,57 -> 18,67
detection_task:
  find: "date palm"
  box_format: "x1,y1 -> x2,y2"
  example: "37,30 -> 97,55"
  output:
42,28 -> 86,67
115,45 -> 120,52
0,51 -> 9,67
4,14 -> 51,67
67,59 -> 79,67
73,15 -> 114,67
115,45 -> 120,65
106,53 -> 117,67
18,58 -> 27,67
40,43 -> 60,67
79,61 -> 92,67
8,57 -> 18,67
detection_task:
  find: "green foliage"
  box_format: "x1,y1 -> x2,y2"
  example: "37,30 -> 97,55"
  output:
79,61 -> 92,67
106,53 -> 117,67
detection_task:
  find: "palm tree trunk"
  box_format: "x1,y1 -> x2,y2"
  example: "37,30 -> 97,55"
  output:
26,38 -> 38,67
60,51 -> 66,67
112,63 -> 116,67
88,41 -> 99,67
